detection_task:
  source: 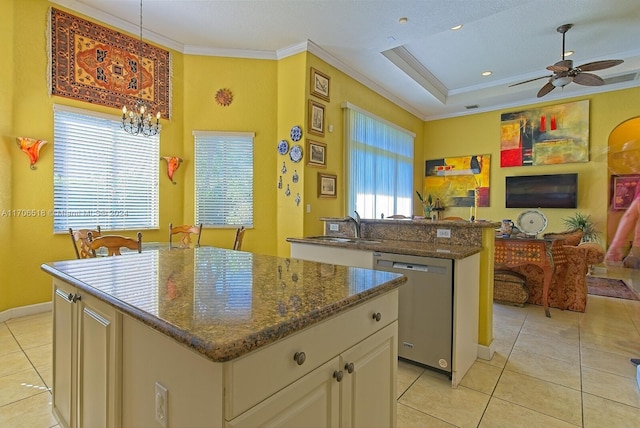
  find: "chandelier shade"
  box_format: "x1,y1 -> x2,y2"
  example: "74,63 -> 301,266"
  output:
121,0 -> 160,137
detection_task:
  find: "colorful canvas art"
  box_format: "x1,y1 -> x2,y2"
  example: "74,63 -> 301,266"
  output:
500,100 -> 589,167
424,154 -> 491,208
49,8 -> 171,118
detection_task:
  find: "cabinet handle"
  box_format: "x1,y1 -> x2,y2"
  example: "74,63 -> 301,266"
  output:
344,362 -> 354,374
72,294 -> 81,303
293,351 -> 306,366
372,312 -> 382,322
333,370 -> 344,382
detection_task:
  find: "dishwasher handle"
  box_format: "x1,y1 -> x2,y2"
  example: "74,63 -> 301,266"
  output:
376,259 -> 446,274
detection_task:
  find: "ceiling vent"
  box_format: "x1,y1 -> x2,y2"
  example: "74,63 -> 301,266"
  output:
465,104 -> 479,110
603,72 -> 638,85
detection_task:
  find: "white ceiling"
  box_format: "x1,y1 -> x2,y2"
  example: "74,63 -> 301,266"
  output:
51,0 -> 640,121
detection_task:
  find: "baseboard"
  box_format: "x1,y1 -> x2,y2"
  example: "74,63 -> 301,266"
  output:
477,340 -> 495,361
0,302 -> 52,323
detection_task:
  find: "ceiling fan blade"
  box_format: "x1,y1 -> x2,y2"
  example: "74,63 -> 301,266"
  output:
509,75 -> 552,87
578,59 -> 624,72
573,72 -> 604,86
537,81 -> 555,97
546,60 -> 573,73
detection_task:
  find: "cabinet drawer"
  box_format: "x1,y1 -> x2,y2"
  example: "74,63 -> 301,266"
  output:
225,289 -> 398,419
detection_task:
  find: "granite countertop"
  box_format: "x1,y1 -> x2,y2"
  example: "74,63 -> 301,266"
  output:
286,236 -> 482,260
41,247 -> 405,362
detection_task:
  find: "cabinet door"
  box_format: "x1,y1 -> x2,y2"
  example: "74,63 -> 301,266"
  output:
77,293 -> 121,428
340,321 -> 398,428
227,357 -> 340,428
290,243 -> 373,268
53,282 -> 77,428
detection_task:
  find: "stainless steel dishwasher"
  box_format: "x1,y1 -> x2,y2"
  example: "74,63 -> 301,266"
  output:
373,251 -> 453,375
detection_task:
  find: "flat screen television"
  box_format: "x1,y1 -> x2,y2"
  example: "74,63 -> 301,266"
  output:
505,173 -> 578,208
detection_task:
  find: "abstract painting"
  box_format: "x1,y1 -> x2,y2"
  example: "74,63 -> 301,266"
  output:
424,154 -> 491,208
500,100 -> 589,167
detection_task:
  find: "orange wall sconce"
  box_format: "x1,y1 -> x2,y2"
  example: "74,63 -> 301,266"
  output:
17,137 -> 48,170
161,156 -> 183,184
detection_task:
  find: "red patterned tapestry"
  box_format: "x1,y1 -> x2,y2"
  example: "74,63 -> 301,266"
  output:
50,8 -> 171,119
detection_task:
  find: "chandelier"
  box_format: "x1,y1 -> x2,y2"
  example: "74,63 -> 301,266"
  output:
121,0 -> 160,137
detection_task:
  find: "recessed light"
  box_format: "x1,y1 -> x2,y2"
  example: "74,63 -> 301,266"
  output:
398,17 -> 408,24
481,71 -> 492,76
450,24 -> 463,30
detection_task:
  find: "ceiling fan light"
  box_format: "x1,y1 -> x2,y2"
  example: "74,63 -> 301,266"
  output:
552,76 -> 573,87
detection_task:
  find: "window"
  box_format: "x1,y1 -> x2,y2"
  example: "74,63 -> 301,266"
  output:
344,103 -> 415,219
53,105 -> 159,233
194,131 -> 254,227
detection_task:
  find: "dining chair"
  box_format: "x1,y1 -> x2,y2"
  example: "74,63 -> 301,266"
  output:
88,232 -> 142,256
233,226 -> 246,251
69,226 -> 102,259
169,223 -> 203,248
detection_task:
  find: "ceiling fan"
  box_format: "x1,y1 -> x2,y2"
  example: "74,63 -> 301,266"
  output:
510,23 -> 624,98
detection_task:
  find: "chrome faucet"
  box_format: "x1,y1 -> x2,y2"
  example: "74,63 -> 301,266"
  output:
347,210 -> 362,238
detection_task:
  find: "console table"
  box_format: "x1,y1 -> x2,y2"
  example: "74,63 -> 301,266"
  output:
494,237 -> 567,317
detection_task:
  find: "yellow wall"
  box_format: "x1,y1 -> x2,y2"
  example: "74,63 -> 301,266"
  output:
423,87 -> 640,244
0,0 -> 15,311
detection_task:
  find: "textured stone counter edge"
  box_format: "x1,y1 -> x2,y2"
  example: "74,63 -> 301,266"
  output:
286,237 -> 482,260
319,217 -> 501,228
41,263 -> 406,363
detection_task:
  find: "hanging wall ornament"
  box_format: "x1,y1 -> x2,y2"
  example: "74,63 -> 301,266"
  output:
17,137 -> 48,170
215,88 -> 233,106
161,156 -> 183,184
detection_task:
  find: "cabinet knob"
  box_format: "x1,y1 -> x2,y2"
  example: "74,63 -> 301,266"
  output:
372,312 -> 382,322
293,351 -> 306,366
344,362 -> 354,374
72,294 -> 81,303
67,293 -> 74,302
333,370 -> 344,382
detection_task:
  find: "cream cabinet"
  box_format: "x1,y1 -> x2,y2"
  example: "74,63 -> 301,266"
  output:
228,322 -> 397,428
290,242 -> 373,268
52,279 -> 121,428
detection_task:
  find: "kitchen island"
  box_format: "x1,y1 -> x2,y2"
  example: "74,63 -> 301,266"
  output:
41,246 -> 405,428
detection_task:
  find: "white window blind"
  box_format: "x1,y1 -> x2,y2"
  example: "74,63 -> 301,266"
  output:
194,131 -> 254,227
53,105 -> 159,233
344,103 -> 415,219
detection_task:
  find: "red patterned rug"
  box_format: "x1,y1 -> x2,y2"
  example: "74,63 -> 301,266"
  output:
587,276 -> 639,301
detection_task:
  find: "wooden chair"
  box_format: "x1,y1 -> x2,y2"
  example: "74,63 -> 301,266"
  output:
169,223 -> 203,248
69,226 -> 102,259
233,226 -> 246,251
88,232 -> 142,256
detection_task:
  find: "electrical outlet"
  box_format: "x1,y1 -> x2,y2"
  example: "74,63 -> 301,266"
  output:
329,223 -> 339,231
436,228 -> 451,238
155,382 -> 168,428
306,204 -> 311,213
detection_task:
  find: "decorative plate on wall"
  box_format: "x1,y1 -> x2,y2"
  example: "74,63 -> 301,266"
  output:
290,125 -> 303,142
289,145 -> 303,163
517,209 -> 548,237
277,139 -> 289,155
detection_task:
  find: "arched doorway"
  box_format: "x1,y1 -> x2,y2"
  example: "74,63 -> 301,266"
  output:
607,116 -> 640,266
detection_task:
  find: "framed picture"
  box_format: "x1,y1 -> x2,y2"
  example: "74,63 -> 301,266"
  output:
308,100 -> 325,137
612,174 -> 640,210
310,67 -> 330,102
318,173 -> 337,198
306,139 -> 327,168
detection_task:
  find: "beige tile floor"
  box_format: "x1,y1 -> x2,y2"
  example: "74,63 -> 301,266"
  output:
2,294 -> 640,427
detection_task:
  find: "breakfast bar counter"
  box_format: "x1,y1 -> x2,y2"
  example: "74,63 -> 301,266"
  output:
41,247 -> 405,427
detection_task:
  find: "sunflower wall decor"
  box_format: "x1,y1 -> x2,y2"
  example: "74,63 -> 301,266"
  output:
215,88 -> 233,106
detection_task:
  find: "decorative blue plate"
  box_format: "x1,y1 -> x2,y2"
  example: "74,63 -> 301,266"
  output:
290,125 -> 303,142
289,145 -> 303,163
277,139 -> 289,155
